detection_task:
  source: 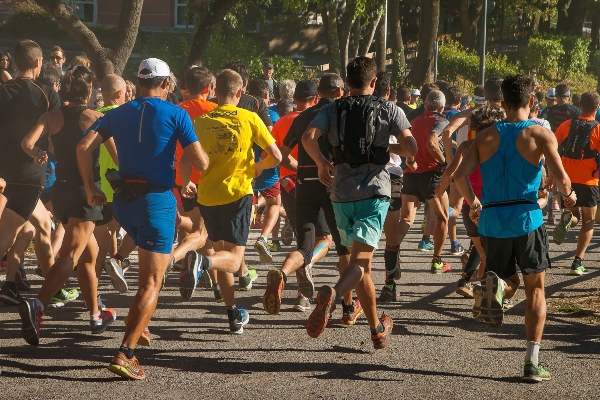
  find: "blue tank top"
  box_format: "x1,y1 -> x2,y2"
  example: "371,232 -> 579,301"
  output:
479,120 -> 543,238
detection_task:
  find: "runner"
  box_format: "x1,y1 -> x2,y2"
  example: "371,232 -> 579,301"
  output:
552,91 -> 600,276
19,65 -> 116,346
77,58 -> 209,380
454,74 -> 576,382
541,84 -> 580,131
49,45 -> 66,75
180,69 -> 281,335
302,56 -> 416,348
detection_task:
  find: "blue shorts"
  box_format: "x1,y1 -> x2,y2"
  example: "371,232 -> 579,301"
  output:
332,198 -> 389,249
113,189 -> 176,254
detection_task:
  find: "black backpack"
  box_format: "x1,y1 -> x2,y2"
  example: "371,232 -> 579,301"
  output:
332,95 -> 388,167
560,118 -> 599,160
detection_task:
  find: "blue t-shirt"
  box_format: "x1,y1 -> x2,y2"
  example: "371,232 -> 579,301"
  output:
268,109 -> 280,125
94,97 -> 198,188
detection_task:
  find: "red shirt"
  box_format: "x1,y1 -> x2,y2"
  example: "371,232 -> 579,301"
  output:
405,110 -> 448,174
272,111 -> 301,178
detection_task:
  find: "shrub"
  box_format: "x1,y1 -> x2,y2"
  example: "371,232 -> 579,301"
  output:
0,2 -> 64,36
558,36 -> 590,78
250,54 -> 317,82
525,37 -> 564,79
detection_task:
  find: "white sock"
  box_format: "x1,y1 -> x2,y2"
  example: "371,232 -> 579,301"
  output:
499,278 -> 506,295
34,298 -> 44,312
525,341 -> 540,364
90,311 -> 101,321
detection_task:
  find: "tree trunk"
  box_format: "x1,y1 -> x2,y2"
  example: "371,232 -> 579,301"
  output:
389,0 -> 405,86
374,17 -> 386,72
359,12 -> 383,56
322,2 -> 341,74
349,17 -> 361,59
567,0 -> 587,36
407,0 -> 440,87
185,0 -> 240,69
592,3 -> 600,51
34,0 -> 143,74
337,0 -> 357,77
458,0 -> 482,50
556,0 -> 570,35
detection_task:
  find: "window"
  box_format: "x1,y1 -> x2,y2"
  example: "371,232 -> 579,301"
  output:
175,0 -> 194,28
63,0 -> 96,24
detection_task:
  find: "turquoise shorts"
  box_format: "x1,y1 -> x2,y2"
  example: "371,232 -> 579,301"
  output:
332,198 -> 390,249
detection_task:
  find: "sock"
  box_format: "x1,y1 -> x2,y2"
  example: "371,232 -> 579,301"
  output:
525,341 -> 540,364
421,235 -> 431,243
499,278 -> 506,296
433,254 -> 441,263
573,256 -> 582,267
227,305 -> 240,320
281,270 -> 287,284
371,323 -> 384,335
448,207 -> 454,218
260,235 -> 268,242
463,246 -> 481,281
34,298 -> 44,312
241,270 -> 249,278
451,241 -> 459,248
273,239 -> 280,246
91,311 -> 101,320
342,301 -> 354,313
383,245 -> 400,285
212,282 -> 220,291
119,345 -> 134,359
200,256 -> 212,272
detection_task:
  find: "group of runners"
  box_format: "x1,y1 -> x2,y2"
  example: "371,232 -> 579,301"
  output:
0,39 -> 596,383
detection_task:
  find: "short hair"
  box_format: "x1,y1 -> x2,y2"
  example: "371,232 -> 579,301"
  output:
535,91 -> 545,103
215,69 -> 243,99
0,50 -> 14,71
556,83 -> 571,98
484,77 -> 503,102
425,90 -> 446,110
277,100 -> 294,118
38,65 -> 61,88
279,79 -> 296,101
470,105 -> 506,133
346,56 -> 377,89
70,55 -> 91,68
13,40 -> 42,71
224,60 -> 250,83
50,46 -> 65,57
60,65 -> 93,104
435,80 -> 452,93
474,85 -> 485,98
579,91 -> 600,114
572,93 -> 581,108
374,71 -> 391,98
501,74 -> 534,111
247,79 -> 269,99
446,86 -> 463,106
420,82 -> 439,99
137,68 -> 166,89
397,87 -> 411,102
389,88 -> 397,101
185,66 -> 213,96
94,59 -> 114,82
125,80 -> 136,98
318,73 -> 343,97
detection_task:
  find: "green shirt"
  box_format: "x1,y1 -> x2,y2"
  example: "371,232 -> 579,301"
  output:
95,105 -> 118,202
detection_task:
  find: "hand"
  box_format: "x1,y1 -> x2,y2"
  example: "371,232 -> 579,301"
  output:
562,191 -> 577,208
182,181 -> 197,199
0,177 -> 5,193
407,161 -> 418,171
435,173 -> 451,198
317,162 -> 335,187
86,185 -> 106,207
34,149 -> 48,166
469,208 -> 480,226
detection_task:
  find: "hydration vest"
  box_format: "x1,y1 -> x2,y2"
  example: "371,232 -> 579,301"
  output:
560,118 -> 599,162
333,95 -> 388,167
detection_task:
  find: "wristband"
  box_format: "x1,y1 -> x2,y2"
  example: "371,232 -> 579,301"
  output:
560,188 -> 574,198
406,159 -> 416,165
470,203 -> 482,212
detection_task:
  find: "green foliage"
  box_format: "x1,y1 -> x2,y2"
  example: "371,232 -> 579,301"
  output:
203,26 -> 263,73
558,36 -> 590,78
251,54 -> 317,82
588,51 -> 600,80
525,37 -> 564,79
0,2 -> 64,36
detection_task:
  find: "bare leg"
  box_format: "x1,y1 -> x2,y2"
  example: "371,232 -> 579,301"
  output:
522,272 -> 546,343
574,206 -> 595,259
260,195 -> 281,240
427,193 -> 449,257
6,222 -> 35,280
28,200 -> 54,275
76,233 -> 100,315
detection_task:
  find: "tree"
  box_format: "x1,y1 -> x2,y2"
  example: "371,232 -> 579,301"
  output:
406,0 -> 440,86
389,0 -> 405,86
33,0 -> 143,74
458,0 -> 483,50
556,0 -> 587,36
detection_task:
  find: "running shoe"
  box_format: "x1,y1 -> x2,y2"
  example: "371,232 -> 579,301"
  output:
570,261 -> 587,276
18,298 -> 44,346
15,264 -> 31,291
213,285 -> 224,303
107,351 -> 146,380
90,308 -> 117,334
104,257 -> 128,293
123,315 -> 151,347
281,220 -> 294,246
179,250 -> 203,300
456,278 -> 474,299
341,298 -> 363,325
97,294 -> 107,310
378,284 -> 399,302
417,240 -> 434,252
200,267 -> 213,289
296,264 -> 315,299
239,267 -> 258,291
430,260 -> 451,274
293,294 -> 311,312
263,269 -> 284,315
522,362 -> 551,383
460,251 -> 470,272
552,210 -> 573,245
269,242 -> 282,252
254,236 -> 273,263
228,307 -> 249,334
450,243 -> 465,255
472,271 -> 504,327
371,314 -> 393,349
35,266 -> 44,277
0,283 -> 23,306
502,298 -> 514,310
48,288 -> 79,308
306,285 -> 335,338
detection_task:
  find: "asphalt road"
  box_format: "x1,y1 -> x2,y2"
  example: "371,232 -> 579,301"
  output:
1,211 -> 599,399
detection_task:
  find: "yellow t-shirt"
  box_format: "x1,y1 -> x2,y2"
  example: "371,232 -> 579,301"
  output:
96,105 -> 119,202
194,104 -> 276,206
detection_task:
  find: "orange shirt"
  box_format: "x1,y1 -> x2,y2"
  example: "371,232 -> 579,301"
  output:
271,111 -> 301,178
175,98 -> 218,186
555,115 -> 600,186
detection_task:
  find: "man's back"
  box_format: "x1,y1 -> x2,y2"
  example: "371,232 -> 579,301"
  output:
545,103 -> 581,132
554,115 -> 600,186
407,111 -> 448,173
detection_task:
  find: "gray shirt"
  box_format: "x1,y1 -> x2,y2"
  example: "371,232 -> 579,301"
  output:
309,99 -> 411,203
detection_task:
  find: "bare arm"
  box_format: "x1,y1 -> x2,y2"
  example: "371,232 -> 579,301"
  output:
76,130 -> 106,206
302,126 -> 334,186
442,112 -> 468,164
389,129 -> 418,157
540,129 -> 576,207
179,151 -> 196,199
279,145 -> 298,172
22,114 -> 49,164
255,143 -> 282,177
183,141 -> 209,172
436,140 -> 470,197
426,132 -> 446,164
454,137 -> 481,208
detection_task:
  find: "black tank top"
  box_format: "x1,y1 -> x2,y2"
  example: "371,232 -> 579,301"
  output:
52,105 -> 100,186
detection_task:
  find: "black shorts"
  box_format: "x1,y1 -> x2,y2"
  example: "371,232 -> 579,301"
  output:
97,202 -> 115,226
180,192 -> 200,213
40,190 -> 52,205
401,170 -> 442,202
388,173 -> 403,212
461,204 -> 480,237
51,182 -> 103,225
481,224 -> 550,279
3,183 -> 43,220
199,194 -> 252,245
563,183 -> 599,208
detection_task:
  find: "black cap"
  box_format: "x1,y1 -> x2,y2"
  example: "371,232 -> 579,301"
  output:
294,80 -> 318,99
264,62 -> 274,69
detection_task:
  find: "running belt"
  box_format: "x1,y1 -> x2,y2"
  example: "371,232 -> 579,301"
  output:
482,199 -> 537,209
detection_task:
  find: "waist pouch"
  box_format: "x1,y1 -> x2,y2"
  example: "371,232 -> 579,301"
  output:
106,169 -> 167,201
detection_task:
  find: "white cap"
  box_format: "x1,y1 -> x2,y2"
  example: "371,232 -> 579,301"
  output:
546,88 -> 556,100
138,58 -> 170,79
411,89 -> 421,96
